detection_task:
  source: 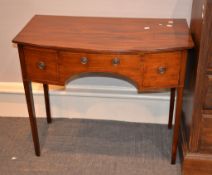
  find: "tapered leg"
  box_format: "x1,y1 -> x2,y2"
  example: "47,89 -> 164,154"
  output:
23,80 -> 40,156
171,87 -> 183,164
43,84 -> 52,123
168,88 -> 176,129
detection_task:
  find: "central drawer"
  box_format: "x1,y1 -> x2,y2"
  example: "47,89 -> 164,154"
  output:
58,51 -> 142,84
59,52 -> 141,69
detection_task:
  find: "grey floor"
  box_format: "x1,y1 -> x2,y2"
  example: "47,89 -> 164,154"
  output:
0,117 -> 181,175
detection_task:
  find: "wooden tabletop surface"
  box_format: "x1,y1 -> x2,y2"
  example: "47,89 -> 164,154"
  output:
13,15 -> 194,53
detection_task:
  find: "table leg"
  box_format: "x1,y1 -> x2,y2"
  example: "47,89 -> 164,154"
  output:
23,80 -> 40,156
43,84 -> 52,123
168,88 -> 176,129
171,87 -> 183,164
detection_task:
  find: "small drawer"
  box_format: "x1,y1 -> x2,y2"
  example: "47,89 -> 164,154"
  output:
142,52 -> 181,88
199,114 -> 212,152
23,47 -> 59,82
203,75 -> 212,109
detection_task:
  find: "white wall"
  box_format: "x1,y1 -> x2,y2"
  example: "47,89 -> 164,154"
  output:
0,0 -> 192,123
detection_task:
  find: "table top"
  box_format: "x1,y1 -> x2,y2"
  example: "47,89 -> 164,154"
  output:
13,15 -> 194,53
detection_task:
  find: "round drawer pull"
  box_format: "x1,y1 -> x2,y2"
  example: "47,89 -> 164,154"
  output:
80,57 -> 88,64
158,66 -> 167,74
37,61 -> 46,70
112,57 -> 120,66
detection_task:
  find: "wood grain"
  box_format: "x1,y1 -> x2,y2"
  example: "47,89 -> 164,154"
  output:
168,88 -> 176,129
203,75 -> 212,109
59,52 -> 142,88
23,80 -> 40,156
142,52 -> 181,88
13,15 -> 193,53
207,45 -> 212,68
171,51 -> 188,164
23,46 -> 59,83
180,114 -> 212,175
199,114 -> 212,152
180,0 -> 212,174
58,52 -> 141,69
18,45 -> 41,156
43,84 -> 52,123
187,0 -> 212,151
183,154 -> 212,175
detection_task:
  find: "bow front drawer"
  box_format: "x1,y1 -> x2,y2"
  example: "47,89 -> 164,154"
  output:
23,47 -> 59,83
58,52 -> 141,69
142,52 -> 181,88
58,51 -> 142,85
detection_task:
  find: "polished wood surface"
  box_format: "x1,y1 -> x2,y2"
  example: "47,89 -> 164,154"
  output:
43,84 -> 52,123
204,75 -> 212,109
23,46 -> 59,83
13,15 -> 193,53
142,52 -> 181,88
180,0 -> 212,174
171,50 -> 188,164
59,51 -> 142,88
23,80 -> 40,156
22,44 -> 186,91
184,0 -> 212,151
13,15 -> 193,164
200,114 -> 212,152
18,45 -> 40,156
168,88 -> 176,129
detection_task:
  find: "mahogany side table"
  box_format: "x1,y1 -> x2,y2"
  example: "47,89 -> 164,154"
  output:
12,15 -> 194,164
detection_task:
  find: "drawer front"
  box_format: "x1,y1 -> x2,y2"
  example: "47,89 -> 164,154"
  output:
59,52 -> 140,69
203,75 -> 212,109
142,52 -> 181,88
59,52 -> 142,85
199,114 -> 212,152
23,47 -> 59,82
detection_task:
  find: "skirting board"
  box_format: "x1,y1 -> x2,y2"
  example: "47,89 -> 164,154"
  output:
0,82 -> 172,124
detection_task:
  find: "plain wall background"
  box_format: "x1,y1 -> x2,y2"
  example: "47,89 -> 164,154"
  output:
0,0 -> 192,85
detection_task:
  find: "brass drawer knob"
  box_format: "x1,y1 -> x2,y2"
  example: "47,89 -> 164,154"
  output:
80,57 -> 88,64
112,57 -> 120,66
37,61 -> 46,70
158,66 -> 167,74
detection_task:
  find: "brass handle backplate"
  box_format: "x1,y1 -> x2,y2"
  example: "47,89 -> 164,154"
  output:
80,57 -> 88,64
112,57 -> 120,66
158,66 -> 167,74
37,61 -> 46,70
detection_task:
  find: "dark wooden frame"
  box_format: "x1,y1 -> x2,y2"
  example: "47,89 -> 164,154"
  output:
179,0 -> 212,174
